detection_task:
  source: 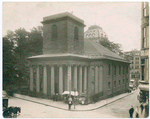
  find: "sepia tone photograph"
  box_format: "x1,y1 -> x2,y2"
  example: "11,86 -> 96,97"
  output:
2,2 -> 149,118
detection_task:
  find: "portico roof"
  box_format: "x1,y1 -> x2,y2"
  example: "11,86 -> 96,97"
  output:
28,53 -> 90,59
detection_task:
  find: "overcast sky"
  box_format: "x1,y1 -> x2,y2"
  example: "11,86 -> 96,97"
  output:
3,2 -> 141,52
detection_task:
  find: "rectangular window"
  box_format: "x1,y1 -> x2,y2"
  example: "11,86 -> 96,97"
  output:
147,26 -> 149,47
143,8 -> 146,16
135,66 -> 139,69
141,66 -> 145,80
143,2 -> 146,8
114,81 -> 116,88
119,65 -> 121,74
141,59 -> 145,64
114,65 -> 116,75
108,82 -> 110,90
108,64 -> 111,75
123,66 -> 125,74
131,75 -> 135,78
126,66 -> 128,74
144,38 -> 147,47
143,27 -> 147,48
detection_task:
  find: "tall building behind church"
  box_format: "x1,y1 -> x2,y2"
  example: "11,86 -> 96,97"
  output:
138,2 -> 149,103
84,25 -> 109,43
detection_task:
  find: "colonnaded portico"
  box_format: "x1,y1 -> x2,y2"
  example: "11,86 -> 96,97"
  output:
29,54 -> 104,99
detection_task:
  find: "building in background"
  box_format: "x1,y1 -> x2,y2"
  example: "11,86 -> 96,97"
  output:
84,25 -> 109,43
124,50 -> 141,87
138,2 -> 149,103
28,12 -> 130,103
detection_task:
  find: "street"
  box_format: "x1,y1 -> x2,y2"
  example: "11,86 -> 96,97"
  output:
7,90 -> 139,118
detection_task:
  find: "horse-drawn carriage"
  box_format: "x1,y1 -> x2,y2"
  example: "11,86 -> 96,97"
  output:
3,90 -> 21,118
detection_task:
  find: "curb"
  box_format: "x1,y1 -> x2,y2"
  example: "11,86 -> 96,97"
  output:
13,90 -> 137,112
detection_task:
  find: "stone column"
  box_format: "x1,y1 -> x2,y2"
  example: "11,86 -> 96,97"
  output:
43,65 -> 47,94
84,66 -> 87,92
87,65 -> 93,103
79,66 -> 82,95
30,66 -> 33,91
67,65 -> 71,93
99,66 -> 103,93
36,65 -> 40,93
59,65 -> 63,95
95,66 -> 98,93
74,66 -> 77,91
51,66 -> 55,95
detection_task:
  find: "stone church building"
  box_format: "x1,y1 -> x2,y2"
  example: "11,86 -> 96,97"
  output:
28,12 -> 130,101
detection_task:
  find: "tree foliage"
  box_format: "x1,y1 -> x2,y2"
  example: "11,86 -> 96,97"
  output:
99,40 -> 123,55
3,26 -> 43,89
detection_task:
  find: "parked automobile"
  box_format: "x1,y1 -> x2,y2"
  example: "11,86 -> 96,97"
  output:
129,79 -> 136,90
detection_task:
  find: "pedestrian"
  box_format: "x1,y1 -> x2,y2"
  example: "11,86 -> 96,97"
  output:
129,106 -> 134,118
56,93 -> 58,101
140,103 -> 144,113
144,104 -> 149,117
134,106 -> 139,118
68,96 -> 72,110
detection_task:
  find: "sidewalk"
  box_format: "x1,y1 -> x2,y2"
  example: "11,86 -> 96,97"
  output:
13,90 -> 138,111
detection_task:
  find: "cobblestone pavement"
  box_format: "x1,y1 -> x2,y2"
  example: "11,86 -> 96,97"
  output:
7,90 -> 139,118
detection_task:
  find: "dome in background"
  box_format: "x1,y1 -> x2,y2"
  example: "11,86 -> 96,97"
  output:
84,25 -> 108,43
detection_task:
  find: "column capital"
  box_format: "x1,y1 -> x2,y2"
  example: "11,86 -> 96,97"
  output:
82,65 -> 88,67
78,64 -> 83,67
66,64 -> 72,67
57,64 -> 63,67
35,65 -> 40,67
49,64 -> 55,67
43,64 -> 47,67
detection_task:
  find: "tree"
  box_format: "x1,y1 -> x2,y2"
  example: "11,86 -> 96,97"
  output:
3,26 -> 43,89
3,36 -> 16,88
27,26 -> 43,56
99,40 -> 123,55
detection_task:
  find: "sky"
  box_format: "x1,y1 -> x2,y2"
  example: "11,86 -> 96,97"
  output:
3,2 -> 141,52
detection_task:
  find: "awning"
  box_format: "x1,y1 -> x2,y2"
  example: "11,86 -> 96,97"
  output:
62,91 -> 79,96
139,84 -> 149,91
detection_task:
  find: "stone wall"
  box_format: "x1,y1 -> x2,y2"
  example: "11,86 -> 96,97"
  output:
43,18 -> 84,55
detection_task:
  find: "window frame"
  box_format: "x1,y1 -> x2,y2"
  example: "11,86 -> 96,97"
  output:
74,27 -> 78,40
52,25 -> 58,39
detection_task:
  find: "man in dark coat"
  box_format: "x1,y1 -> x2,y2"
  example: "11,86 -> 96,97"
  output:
129,106 -> 134,118
68,96 -> 72,110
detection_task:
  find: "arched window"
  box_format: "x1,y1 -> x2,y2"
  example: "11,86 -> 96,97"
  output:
52,25 -> 58,39
74,27 -> 78,40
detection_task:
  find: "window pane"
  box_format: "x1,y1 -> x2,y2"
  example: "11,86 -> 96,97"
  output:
108,64 -> 111,75
52,25 -> 57,38
144,8 -> 146,16
74,27 -> 78,40
144,28 -> 146,37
